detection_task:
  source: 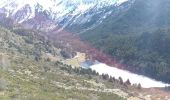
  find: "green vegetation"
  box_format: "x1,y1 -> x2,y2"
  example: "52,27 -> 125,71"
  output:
80,0 -> 170,83
82,28 -> 170,83
0,26 -> 126,100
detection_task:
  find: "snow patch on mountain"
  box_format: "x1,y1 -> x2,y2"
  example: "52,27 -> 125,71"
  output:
0,0 -> 129,23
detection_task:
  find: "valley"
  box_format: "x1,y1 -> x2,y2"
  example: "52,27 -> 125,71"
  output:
0,0 -> 170,100
0,21 -> 169,100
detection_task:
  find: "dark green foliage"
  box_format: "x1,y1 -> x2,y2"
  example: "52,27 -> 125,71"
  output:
57,61 -> 98,76
137,83 -> 141,90
102,74 -> 109,80
125,79 -> 131,86
0,25 -> 125,100
119,77 -> 123,85
80,0 -> 170,83
109,76 -> 114,83
60,50 -> 72,59
82,29 -> 170,83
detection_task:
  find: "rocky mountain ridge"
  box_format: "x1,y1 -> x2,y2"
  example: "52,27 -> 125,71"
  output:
0,0 -> 134,32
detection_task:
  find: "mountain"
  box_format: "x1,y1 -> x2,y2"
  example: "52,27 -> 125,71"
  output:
81,0 -> 170,83
1,0 -> 170,84
82,0 -> 170,35
0,0 -> 132,32
0,21 -> 170,100
0,0 -> 170,99
0,25 -> 127,100
1,0 -> 170,83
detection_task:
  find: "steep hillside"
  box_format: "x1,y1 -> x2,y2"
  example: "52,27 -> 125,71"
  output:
82,0 -> 170,35
0,25 -> 169,100
0,26 -> 127,100
0,0 -> 132,32
0,0 -> 170,99
81,0 -> 170,83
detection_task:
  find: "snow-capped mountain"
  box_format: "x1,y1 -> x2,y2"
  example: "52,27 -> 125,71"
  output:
0,0 -> 132,32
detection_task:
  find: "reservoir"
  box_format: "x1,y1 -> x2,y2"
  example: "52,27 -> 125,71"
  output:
88,63 -> 169,88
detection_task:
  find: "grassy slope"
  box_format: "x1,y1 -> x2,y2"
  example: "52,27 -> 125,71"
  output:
0,26 -> 125,100
0,26 -> 169,100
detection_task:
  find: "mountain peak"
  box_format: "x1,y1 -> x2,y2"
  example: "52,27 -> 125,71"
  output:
0,0 -> 129,22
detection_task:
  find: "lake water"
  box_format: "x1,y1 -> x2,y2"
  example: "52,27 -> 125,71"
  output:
90,63 -> 169,88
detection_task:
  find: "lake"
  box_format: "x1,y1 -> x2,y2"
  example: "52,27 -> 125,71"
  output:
89,63 -> 169,88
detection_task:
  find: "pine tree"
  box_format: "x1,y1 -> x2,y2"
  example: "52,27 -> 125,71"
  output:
119,77 -> 123,84
137,83 -> 141,89
125,79 -> 131,85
